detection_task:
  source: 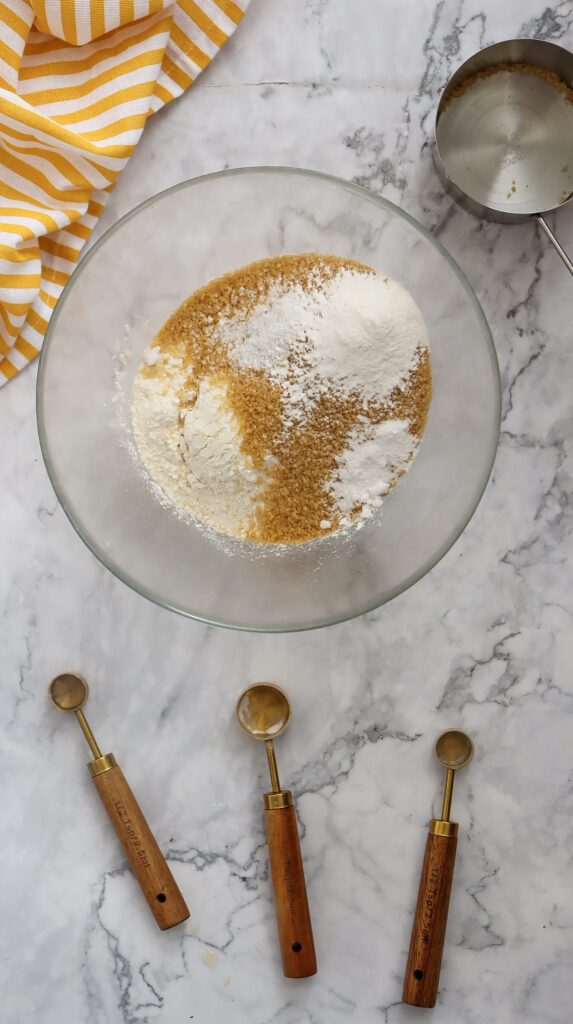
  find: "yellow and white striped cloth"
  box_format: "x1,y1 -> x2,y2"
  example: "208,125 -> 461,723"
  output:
0,0 -> 250,383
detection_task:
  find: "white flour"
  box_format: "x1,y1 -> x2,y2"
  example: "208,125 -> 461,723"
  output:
330,418 -> 414,521
132,371 -> 269,536
131,260 -> 430,542
220,271 -> 424,404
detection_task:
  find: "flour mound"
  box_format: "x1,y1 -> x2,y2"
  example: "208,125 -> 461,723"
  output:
131,253 -> 432,544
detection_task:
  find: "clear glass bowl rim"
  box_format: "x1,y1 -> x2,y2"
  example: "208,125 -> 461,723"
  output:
36,165 -> 501,632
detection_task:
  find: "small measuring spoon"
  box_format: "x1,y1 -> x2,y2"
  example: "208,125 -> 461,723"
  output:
403,729 -> 474,1008
49,672 -> 189,931
236,683 -> 317,978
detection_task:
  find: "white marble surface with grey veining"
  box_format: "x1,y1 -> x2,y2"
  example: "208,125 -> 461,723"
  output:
2,1 -> 573,1021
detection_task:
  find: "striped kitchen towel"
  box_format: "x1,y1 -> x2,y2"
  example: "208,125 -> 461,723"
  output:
0,0 -> 250,384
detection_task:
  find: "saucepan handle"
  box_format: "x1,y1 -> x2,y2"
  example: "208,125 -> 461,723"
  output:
535,215 -> 573,276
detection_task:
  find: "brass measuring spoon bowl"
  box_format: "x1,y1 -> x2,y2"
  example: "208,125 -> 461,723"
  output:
235,682 -> 316,979
49,672 -> 103,759
236,682 -> 291,741
49,672 -> 89,712
434,729 -> 474,771
434,728 -> 474,824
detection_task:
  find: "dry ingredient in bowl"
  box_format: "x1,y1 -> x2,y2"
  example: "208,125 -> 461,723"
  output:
132,254 -> 432,544
442,61 -> 573,110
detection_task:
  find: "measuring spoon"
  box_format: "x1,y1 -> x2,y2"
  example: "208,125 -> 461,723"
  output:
236,683 -> 317,978
403,729 -> 474,1007
49,672 -> 189,930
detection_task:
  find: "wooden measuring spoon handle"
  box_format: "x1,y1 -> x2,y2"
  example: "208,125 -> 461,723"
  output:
264,797 -> 317,978
402,828 -> 458,1007
91,761 -> 190,930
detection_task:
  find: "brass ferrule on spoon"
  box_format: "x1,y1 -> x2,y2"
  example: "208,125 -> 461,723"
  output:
70,703 -> 118,777
429,762 -> 459,838
264,739 -> 293,810
403,729 -> 474,1008
49,672 -> 189,931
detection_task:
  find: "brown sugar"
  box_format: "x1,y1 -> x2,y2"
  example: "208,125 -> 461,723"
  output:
251,390 -> 366,544
136,254 -> 432,544
441,61 -> 573,113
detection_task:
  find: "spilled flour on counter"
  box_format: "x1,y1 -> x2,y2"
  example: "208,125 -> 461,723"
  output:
131,253 -> 432,544
201,949 -> 218,970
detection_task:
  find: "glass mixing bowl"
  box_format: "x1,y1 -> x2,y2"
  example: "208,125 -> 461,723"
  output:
37,167 -> 500,631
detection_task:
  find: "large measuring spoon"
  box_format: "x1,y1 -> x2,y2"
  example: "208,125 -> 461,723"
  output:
403,729 -> 474,1007
236,683 -> 317,978
49,672 -> 189,930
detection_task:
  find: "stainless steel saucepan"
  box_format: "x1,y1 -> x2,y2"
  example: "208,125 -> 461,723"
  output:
435,38 -> 573,275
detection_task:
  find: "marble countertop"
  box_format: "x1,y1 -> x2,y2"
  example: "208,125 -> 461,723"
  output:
2,1 -> 573,1021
